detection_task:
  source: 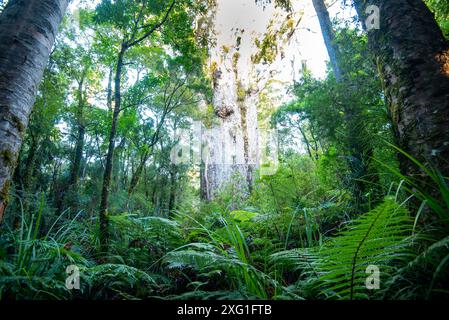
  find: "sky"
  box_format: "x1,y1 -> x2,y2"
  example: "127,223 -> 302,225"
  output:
212,0 -> 355,82
68,0 -> 353,80
213,0 -> 328,82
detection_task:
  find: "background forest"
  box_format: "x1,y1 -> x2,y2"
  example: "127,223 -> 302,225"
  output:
0,0 -> 448,300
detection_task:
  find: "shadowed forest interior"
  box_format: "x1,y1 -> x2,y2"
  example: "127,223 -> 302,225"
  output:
0,0 -> 448,300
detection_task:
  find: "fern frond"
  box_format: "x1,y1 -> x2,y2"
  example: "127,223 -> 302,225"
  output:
383,235 -> 449,299
316,197 -> 414,299
271,197 -> 414,300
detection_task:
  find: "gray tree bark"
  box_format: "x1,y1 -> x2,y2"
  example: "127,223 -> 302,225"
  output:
201,54 -> 260,201
353,0 -> 449,186
0,0 -> 69,224
312,0 -> 343,81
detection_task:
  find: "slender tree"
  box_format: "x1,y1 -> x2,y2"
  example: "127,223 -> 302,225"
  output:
0,0 -> 69,224
312,0 -> 343,81
95,0 -> 176,252
312,0 -> 379,211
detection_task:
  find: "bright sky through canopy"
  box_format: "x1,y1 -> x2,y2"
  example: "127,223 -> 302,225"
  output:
69,0 -> 354,79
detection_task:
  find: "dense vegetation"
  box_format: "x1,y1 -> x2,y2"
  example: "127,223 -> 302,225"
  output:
0,0 -> 448,300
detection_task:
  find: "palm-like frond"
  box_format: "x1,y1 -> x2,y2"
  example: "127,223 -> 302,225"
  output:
272,197 -> 414,300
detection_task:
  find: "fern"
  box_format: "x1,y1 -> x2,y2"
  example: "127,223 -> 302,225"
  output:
383,235 -> 449,299
163,216 -> 273,299
272,197 -> 414,299
83,264 -> 157,299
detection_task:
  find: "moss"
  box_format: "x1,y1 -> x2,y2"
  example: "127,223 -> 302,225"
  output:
202,104 -> 218,128
210,61 -> 221,89
0,179 -> 10,204
237,81 -> 246,103
233,52 -> 240,67
2,149 -> 15,166
12,114 -> 26,133
236,82 -> 249,162
210,61 -> 218,76
232,52 -> 240,79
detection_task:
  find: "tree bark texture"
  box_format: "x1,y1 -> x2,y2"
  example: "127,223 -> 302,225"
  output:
0,0 -> 69,224
201,54 -> 260,200
99,46 -> 125,252
354,0 -> 449,182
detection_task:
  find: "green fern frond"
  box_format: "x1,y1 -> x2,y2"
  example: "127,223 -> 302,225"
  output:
83,263 -> 157,299
316,197 -> 414,299
164,248 -> 243,270
271,197 -> 414,300
383,235 -> 449,299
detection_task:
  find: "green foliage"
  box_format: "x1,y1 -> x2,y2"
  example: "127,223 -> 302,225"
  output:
383,235 -> 449,300
426,0 -> 449,38
375,142 -> 449,224
272,198 -> 414,300
230,210 -> 258,222
82,263 -> 157,299
0,200 -> 92,299
1,0 -> 448,302
163,215 -> 273,299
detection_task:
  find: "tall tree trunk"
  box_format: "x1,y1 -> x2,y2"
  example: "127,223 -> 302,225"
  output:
0,0 -> 69,224
353,0 -> 449,183
69,76 -> 86,188
168,164 -> 177,214
312,0 -> 343,82
97,1 -> 175,252
127,151 -> 150,201
106,66 -> 113,116
313,0 -> 379,211
99,45 -> 125,252
201,54 -> 260,200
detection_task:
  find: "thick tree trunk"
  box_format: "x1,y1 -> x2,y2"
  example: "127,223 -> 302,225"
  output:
0,0 -> 69,224
99,45 -> 126,252
201,55 -> 260,200
353,0 -> 449,182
